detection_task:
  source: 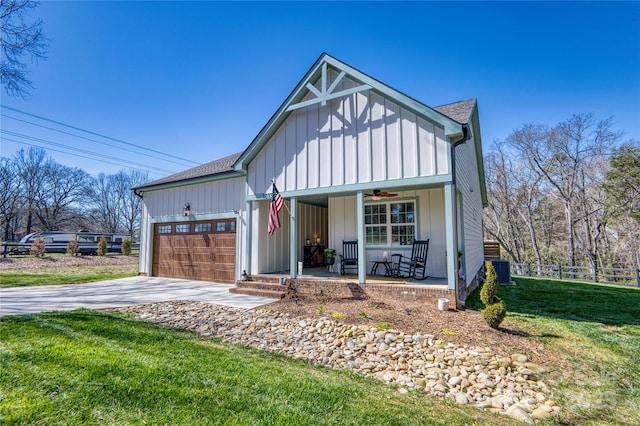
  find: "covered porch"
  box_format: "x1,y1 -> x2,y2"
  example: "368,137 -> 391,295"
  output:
245,183 -> 462,293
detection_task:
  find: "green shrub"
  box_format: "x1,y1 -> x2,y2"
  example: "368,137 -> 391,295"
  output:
316,305 -> 325,314
480,262 -> 498,305
97,237 -> 108,256
121,239 -> 132,255
30,237 -> 46,257
358,310 -> 369,319
482,300 -> 507,329
332,312 -> 344,319
66,239 -> 79,256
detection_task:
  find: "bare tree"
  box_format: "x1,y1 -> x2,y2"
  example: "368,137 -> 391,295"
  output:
90,173 -> 120,233
0,156 -> 21,257
87,169 -> 147,236
13,146 -> 47,233
483,147 -> 529,264
33,163 -> 90,230
506,114 -> 621,268
116,169 -> 147,239
0,0 -> 47,98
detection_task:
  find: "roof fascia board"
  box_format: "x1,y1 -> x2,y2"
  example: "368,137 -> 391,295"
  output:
234,54 -> 328,172
470,105 -> 488,207
321,55 -> 464,137
135,171 -> 244,193
234,53 -> 465,171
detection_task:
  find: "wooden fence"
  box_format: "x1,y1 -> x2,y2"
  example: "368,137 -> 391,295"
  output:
511,263 -> 640,287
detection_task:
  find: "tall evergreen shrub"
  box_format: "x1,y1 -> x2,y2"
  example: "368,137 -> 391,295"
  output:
121,239 -> 132,255
97,237 -> 108,256
481,262 -> 507,329
30,237 -> 46,257
66,238 -> 79,256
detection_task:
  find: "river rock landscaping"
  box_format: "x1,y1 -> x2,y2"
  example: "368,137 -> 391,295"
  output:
111,301 -> 561,424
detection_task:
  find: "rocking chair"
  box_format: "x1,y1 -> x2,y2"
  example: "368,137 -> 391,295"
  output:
398,239 -> 430,280
340,240 -> 358,275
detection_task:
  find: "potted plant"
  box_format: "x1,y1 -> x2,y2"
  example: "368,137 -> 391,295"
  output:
324,248 -> 336,265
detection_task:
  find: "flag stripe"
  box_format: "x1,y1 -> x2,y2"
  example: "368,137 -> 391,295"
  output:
268,183 -> 284,235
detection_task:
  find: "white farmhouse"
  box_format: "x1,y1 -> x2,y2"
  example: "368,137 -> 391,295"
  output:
134,53 -> 487,306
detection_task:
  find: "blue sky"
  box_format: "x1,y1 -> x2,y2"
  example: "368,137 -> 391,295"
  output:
1,1 -> 639,179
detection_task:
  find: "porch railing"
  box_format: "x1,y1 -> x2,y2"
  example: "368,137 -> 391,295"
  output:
510,263 -> 640,288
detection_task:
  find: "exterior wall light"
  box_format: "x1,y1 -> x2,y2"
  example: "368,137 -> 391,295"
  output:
183,203 -> 191,216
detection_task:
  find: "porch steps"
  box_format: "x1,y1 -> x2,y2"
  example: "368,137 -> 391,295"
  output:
230,275 -> 287,299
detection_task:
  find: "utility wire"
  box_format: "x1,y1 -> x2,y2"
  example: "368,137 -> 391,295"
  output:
1,105 -> 201,166
2,137 -> 165,178
1,113 -> 196,168
1,130 -> 176,174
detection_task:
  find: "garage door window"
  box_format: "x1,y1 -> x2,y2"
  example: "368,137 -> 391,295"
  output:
175,224 -> 191,233
194,223 -> 212,232
157,225 -> 171,234
216,221 -> 236,232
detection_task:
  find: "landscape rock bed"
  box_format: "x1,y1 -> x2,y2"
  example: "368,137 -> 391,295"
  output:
112,301 -> 560,423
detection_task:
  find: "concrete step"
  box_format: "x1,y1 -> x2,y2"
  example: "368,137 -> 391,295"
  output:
244,275 -> 284,284
229,287 -> 285,299
235,281 -> 286,292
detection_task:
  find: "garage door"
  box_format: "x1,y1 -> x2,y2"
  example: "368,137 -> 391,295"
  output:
151,219 -> 236,283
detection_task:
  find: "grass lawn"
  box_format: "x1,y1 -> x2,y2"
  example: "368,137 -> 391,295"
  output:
0,264 -> 137,288
466,277 -> 640,425
0,310 -> 520,426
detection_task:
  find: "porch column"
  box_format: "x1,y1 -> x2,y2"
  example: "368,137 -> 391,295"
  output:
245,200 -> 252,275
289,197 -> 298,278
356,190 -> 366,284
444,182 -> 458,291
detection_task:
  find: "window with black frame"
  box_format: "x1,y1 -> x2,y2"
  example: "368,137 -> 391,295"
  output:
365,201 -> 415,246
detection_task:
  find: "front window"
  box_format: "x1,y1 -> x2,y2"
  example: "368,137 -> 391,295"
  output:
365,201 -> 415,246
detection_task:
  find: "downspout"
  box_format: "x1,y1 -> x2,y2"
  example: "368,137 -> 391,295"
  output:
450,123 -> 471,306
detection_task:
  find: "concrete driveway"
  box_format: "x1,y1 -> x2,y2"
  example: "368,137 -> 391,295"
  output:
0,276 -> 274,316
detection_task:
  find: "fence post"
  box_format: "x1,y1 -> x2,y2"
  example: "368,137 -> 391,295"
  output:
637,268 -> 640,288
558,265 -> 562,280
527,263 -> 532,277
594,265 -> 598,283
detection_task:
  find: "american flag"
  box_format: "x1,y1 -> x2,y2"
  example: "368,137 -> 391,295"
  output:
268,182 -> 284,235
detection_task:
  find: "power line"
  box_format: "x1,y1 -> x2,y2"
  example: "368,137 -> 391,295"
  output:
2,137 -> 165,178
1,105 -> 201,166
1,130 -> 176,174
1,113 -> 196,168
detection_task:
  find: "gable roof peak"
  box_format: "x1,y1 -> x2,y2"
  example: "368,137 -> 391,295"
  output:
234,53 -> 467,171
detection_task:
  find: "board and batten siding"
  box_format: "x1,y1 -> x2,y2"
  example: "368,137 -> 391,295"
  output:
454,134 -> 485,287
252,201 -> 327,274
247,71 -> 449,196
138,177 -> 246,276
328,188 -> 448,278
142,177 -> 245,217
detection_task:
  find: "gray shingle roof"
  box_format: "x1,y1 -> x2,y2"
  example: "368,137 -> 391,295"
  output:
434,98 -> 476,124
135,152 -> 242,190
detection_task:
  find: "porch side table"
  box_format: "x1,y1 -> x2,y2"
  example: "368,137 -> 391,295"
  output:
369,260 -> 394,277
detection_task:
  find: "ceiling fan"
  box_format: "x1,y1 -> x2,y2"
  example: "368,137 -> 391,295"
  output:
365,189 -> 398,200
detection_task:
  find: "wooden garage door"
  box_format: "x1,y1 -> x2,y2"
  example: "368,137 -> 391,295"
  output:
151,220 -> 236,283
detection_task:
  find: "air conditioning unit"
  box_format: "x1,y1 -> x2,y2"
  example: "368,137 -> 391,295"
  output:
491,260 -> 512,284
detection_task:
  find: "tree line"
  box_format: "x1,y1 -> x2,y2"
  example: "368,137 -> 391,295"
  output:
483,113 -> 640,270
1,146 -> 148,244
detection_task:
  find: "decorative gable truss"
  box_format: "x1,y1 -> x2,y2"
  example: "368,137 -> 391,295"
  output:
286,62 -> 372,111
